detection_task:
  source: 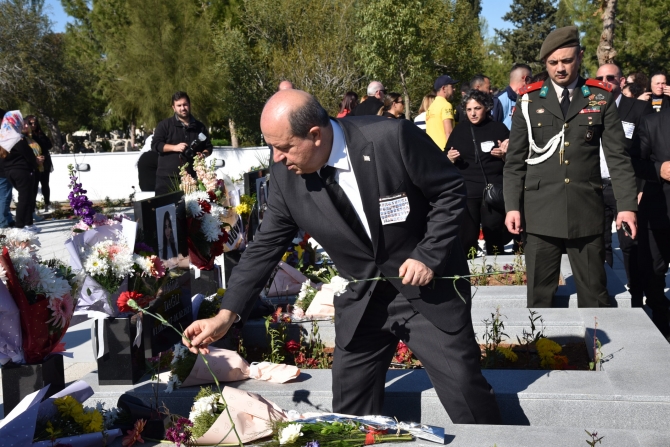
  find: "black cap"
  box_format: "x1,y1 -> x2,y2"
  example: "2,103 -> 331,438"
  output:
539,26 -> 580,61
434,75 -> 459,91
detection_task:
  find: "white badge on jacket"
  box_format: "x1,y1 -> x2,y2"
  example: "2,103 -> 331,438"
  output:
621,121 -> 635,139
379,193 -> 410,225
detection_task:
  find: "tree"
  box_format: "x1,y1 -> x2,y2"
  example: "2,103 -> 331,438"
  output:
596,0 -> 618,65
355,0 -> 429,117
495,0 -> 557,72
0,0 -> 87,149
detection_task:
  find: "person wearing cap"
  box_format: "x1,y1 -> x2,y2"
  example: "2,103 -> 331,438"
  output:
503,25 -> 638,308
426,75 -> 458,150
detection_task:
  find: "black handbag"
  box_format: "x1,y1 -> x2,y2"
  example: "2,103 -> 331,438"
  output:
470,125 -> 505,213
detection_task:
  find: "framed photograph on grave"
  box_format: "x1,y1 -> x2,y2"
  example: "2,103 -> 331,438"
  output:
156,203 -> 178,262
134,191 -> 187,257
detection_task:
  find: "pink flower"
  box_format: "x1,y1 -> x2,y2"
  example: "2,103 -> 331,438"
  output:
47,295 -> 74,328
149,255 -> 165,278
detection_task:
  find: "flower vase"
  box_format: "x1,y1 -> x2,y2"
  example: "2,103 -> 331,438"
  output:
95,315 -> 146,385
1,354 -> 65,416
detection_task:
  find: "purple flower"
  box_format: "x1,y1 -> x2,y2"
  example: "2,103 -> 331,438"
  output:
165,418 -> 193,447
68,169 -> 96,225
134,242 -> 154,255
305,441 -> 320,447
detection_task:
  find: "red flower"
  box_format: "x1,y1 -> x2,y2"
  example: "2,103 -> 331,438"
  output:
271,307 -> 282,323
122,419 -> 146,446
208,190 -> 217,201
117,291 -> 148,313
198,199 -> 212,214
365,432 -> 376,445
285,340 -> 301,353
305,358 -> 318,368
294,352 -> 306,366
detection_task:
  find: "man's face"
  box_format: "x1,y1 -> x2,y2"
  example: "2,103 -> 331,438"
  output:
264,120 -> 325,175
375,86 -> 386,101
172,98 -> 191,119
651,75 -> 667,96
477,78 -> 491,93
545,46 -> 582,87
595,65 -> 622,97
443,84 -> 454,100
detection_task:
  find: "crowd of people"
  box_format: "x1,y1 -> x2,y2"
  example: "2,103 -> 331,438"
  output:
0,110 -> 52,231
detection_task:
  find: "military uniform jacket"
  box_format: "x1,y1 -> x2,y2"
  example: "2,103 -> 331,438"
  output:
503,77 -> 638,239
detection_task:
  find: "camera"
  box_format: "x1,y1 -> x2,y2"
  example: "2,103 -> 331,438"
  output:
182,132 -> 207,160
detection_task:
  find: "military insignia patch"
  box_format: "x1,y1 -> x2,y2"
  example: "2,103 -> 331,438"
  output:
588,101 -> 598,107
536,108 -> 545,114
589,94 -> 595,101
579,107 -> 601,114
581,85 -> 591,97
595,93 -> 605,100
539,86 -> 549,98
597,100 -> 607,105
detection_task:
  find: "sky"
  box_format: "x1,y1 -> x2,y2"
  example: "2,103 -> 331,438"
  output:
44,0 -> 514,35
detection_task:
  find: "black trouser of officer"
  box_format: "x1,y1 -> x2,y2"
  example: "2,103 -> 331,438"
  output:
602,179 -> 643,306
637,224 -> 670,336
525,233 -> 609,308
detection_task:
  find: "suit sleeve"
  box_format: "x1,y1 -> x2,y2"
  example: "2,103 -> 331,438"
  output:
632,115 -> 661,183
397,120 -> 466,276
152,120 -> 169,154
503,96 -> 529,212
219,167 -> 299,318
602,93 -> 638,212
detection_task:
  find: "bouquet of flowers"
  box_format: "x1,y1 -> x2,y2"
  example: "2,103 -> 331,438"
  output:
0,230 -> 79,364
180,154 -> 230,270
164,343 -> 300,392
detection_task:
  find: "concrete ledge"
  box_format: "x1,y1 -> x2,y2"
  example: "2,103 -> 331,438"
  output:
81,308 -> 670,432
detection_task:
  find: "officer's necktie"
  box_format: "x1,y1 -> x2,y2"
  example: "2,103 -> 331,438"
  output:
320,165 -> 372,249
560,88 -> 570,118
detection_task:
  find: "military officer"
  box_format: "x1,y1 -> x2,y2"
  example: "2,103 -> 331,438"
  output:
503,26 -> 638,307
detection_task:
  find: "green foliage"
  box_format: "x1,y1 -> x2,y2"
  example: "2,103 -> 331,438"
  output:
263,314 -> 287,364
481,306 -> 508,368
172,351 -> 198,383
211,139 -> 230,147
495,0 -> 557,72
516,309 -> 546,367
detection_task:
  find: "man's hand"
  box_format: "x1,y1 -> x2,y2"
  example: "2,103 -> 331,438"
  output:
446,148 -> 460,163
660,161 -> 670,181
182,309 -> 238,354
616,211 -> 637,240
638,92 -> 652,101
399,258 -> 434,286
505,211 -> 523,234
166,142 -> 188,153
490,139 -> 509,159
664,86 -> 670,96
638,192 -> 643,204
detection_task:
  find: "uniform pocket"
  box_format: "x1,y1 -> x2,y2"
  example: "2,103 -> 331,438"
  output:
524,176 -> 540,191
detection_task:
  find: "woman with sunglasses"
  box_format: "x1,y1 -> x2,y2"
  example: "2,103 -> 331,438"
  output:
378,92 -> 405,119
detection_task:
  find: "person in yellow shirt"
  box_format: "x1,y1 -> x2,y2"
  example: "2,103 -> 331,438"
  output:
426,75 -> 458,150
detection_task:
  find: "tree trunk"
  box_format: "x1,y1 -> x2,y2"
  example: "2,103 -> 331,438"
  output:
130,120 -> 136,150
597,0 -> 618,65
40,113 -> 62,153
399,70 -> 411,120
229,118 -> 239,148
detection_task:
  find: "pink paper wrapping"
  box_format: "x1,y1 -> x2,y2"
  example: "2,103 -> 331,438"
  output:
181,347 -> 300,387
305,284 -> 335,318
267,262 -> 316,297
195,387 -> 287,445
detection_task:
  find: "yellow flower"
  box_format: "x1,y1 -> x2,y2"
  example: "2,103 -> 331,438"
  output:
54,396 -> 81,419
295,245 -> 304,260
536,338 -> 562,369
282,252 -> 290,262
496,346 -> 518,362
235,202 -> 251,217
217,288 -> 226,296
80,410 -> 104,433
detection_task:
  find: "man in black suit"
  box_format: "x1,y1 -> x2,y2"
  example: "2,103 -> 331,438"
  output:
596,63 -> 654,307
649,73 -> 670,113
353,81 -> 386,116
183,89 -> 501,424
634,108 -> 670,336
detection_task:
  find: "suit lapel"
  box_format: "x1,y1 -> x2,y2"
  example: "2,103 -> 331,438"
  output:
618,96 -> 633,121
540,80 -> 565,122
338,119 -> 381,255
565,78 -> 589,122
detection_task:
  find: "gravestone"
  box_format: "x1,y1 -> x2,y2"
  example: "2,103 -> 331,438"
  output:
134,192 -> 193,357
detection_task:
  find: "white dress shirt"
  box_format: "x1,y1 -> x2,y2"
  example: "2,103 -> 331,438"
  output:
319,120 -> 372,239
599,94 -> 622,179
551,78 -> 579,102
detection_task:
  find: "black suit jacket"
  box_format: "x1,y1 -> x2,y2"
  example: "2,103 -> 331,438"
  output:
223,117 -> 471,348
635,108 -> 670,228
618,95 -> 654,157
353,97 -> 384,116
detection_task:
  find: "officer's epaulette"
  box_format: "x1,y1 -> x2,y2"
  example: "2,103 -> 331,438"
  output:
518,81 -> 544,95
585,78 -> 614,92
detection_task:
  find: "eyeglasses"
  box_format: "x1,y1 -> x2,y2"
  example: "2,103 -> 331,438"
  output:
595,75 -> 618,82
378,89 -> 387,94
395,100 -> 404,104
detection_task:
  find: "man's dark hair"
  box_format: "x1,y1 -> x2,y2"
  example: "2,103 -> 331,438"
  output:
626,82 -> 645,98
470,74 -> 489,89
531,71 -> 549,83
289,96 -> 330,138
650,71 -> 667,81
461,89 -> 494,113
511,63 -> 532,75
172,91 -> 190,104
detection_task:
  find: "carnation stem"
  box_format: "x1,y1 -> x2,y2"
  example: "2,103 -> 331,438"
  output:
127,300 -> 244,447
347,270 -> 518,304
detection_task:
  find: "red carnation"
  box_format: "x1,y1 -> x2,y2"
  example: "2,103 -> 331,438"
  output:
198,199 -> 212,214
285,339 -> 301,353
208,190 -> 217,201
117,291 -> 148,313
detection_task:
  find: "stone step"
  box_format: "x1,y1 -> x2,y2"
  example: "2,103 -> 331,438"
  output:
82,309 -> 670,434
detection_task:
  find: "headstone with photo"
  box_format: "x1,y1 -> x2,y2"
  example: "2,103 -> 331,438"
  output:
134,191 -> 193,357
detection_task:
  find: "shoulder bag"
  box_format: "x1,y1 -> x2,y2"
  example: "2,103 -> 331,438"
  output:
470,124 -> 505,212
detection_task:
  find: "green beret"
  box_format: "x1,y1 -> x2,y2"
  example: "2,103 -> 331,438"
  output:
539,26 -> 580,61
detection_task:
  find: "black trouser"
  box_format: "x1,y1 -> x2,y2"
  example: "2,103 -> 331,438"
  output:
637,225 -> 670,335
602,181 -> 643,305
6,169 -> 35,228
525,233 -> 609,308
38,169 -> 50,206
154,175 -> 179,196
459,197 -> 511,256
332,281 -> 501,424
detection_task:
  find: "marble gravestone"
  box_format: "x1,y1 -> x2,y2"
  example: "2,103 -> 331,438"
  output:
134,192 -> 193,357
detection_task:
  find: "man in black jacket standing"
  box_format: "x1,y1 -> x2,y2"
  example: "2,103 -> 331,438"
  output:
182,89 -> 501,424
596,63 -> 654,307
151,91 -> 213,195
353,81 -> 386,116
634,108 -> 670,336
